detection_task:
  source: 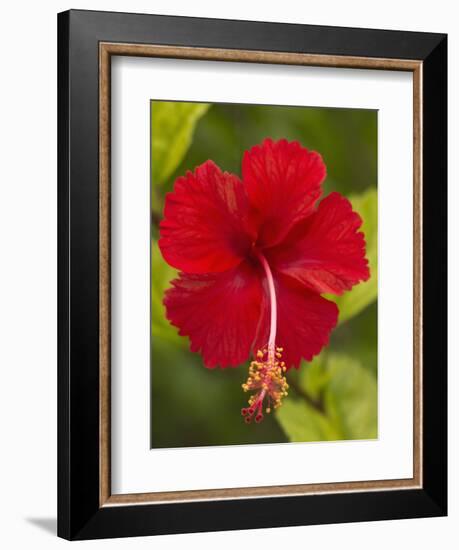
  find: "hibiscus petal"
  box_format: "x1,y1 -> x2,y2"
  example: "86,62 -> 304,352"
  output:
164,261 -> 263,368
267,192 -> 370,295
159,160 -> 255,273
254,274 -> 339,369
242,138 -> 325,247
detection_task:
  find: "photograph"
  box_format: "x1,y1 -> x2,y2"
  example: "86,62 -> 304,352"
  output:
150,100 -> 378,448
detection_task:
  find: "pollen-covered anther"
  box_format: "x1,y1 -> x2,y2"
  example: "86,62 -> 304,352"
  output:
240,346 -> 289,423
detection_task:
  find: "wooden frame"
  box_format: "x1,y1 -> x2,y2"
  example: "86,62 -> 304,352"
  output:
58,9 -> 447,540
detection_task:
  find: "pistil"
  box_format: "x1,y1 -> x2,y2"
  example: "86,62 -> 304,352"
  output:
241,251 -> 289,423
256,250 -> 278,363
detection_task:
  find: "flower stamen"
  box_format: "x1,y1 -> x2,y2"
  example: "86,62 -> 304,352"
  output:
241,250 -> 288,423
241,347 -> 288,423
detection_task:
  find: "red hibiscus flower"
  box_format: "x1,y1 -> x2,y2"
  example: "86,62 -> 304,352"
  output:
159,138 -> 369,423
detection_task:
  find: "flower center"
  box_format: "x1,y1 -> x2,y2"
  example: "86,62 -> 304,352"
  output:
241,251 -> 289,423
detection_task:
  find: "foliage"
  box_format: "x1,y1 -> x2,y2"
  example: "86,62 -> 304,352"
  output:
151,242 -> 182,348
276,353 -> 377,442
151,102 -> 210,187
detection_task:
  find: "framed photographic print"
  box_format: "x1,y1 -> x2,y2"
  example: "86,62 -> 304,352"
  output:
57,9 -> 447,540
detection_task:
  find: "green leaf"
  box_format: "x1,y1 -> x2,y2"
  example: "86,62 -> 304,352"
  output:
151,240 -> 186,348
276,352 -> 377,442
151,102 -> 210,186
276,397 -> 342,442
298,355 -> 330,401
328,187 -> 378,324
324,353 -> 378,439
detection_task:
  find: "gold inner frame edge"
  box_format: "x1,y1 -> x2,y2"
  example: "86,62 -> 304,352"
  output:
99,42 -> 423,507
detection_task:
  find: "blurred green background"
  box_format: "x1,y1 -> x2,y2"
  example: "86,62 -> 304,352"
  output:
150,101 -> 378,448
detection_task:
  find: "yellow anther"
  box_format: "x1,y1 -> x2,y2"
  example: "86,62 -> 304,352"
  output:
241,346 -> 291,423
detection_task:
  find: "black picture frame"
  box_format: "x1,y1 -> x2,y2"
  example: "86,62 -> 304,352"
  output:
58,9 -> 447,540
